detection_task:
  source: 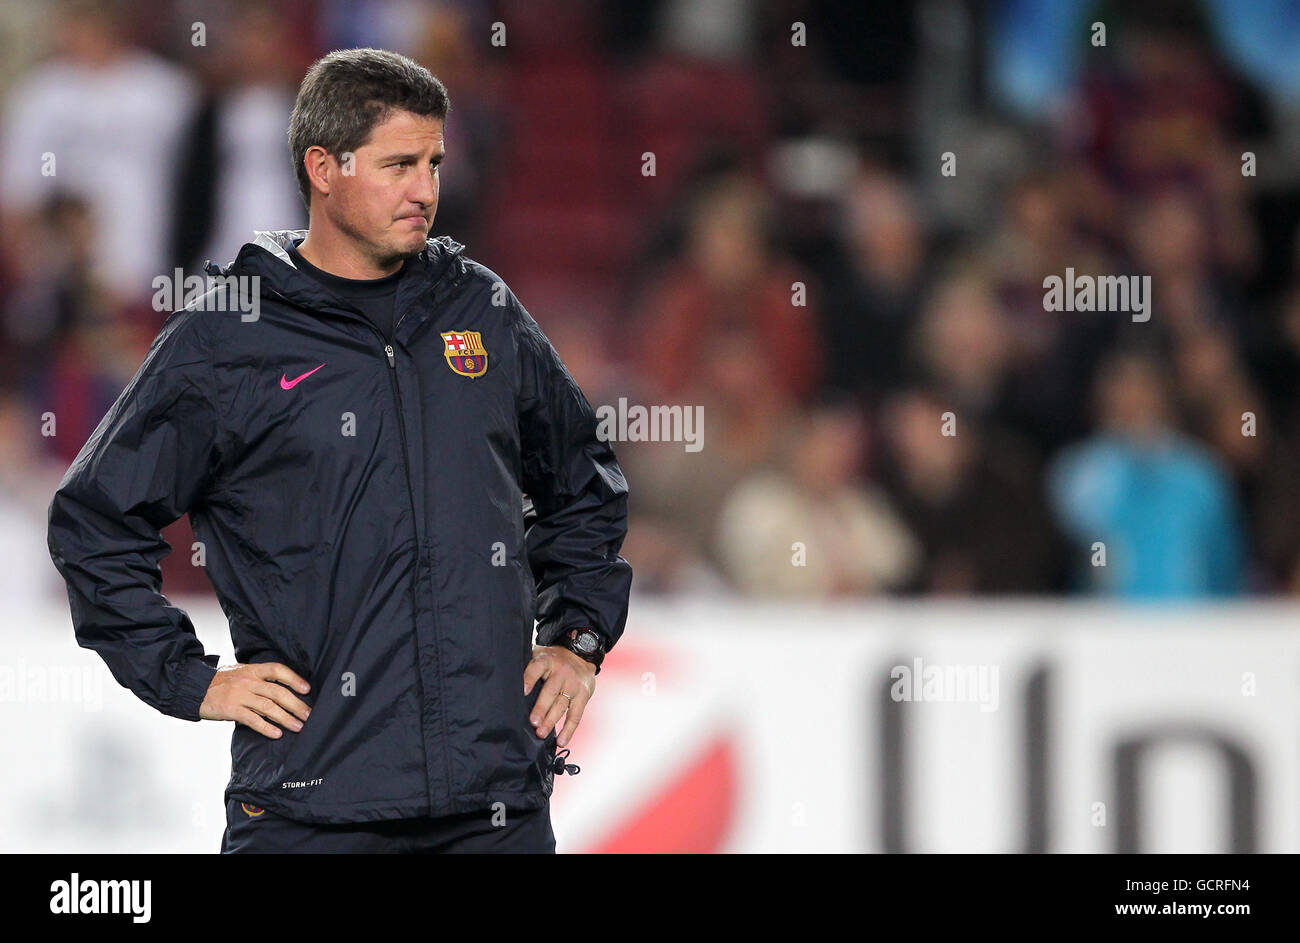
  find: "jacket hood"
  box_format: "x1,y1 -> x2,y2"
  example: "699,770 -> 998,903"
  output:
204,229 -> 468,316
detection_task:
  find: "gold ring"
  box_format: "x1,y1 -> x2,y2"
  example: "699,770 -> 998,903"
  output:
559,692 -> 572,700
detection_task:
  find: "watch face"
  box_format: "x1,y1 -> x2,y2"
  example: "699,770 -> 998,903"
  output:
573,631 -> 599,654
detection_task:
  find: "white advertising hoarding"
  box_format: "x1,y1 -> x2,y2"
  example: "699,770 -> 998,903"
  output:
3,599 -> 1296,853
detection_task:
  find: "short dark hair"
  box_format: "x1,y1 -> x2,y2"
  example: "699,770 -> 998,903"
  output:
288,48 -> 450,208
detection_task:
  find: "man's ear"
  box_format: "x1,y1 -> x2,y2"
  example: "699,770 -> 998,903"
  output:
303,145 -> 333,199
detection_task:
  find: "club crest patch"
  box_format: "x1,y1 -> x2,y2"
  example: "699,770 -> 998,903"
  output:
241,803 -> 265,817
441,330 -> 488,378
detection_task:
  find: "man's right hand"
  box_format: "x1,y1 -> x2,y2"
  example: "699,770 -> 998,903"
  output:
199,663 -> 312,739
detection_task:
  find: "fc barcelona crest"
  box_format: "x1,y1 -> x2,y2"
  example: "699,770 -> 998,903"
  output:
441,330 -> 488,378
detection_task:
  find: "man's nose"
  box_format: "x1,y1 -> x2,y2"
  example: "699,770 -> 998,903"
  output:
409,165 -> 437,206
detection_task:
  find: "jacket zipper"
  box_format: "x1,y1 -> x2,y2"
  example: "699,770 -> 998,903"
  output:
272,255 -> 461,810
384,336 -> 443,811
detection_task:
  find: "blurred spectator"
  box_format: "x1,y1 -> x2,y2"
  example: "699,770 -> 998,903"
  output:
909,265 -> 1016,426
620,330 -> 798,569
1174,315 -> 1299,593
815,163 -> 927,403
633,171 -> 823,402
169,0 -> 307,272
408,0 -> 505,250
878,386 -> 1064,594
5,193 -> 153,465
0,0 -> 197,301
1124,185 -> 1247,337
1048,349 -> 1246,597
2,193 -> 102,362
981,170 -> 1120,450
1066,0 -> 1271,199
714,400 -> 919,596
34,300 -> 154,466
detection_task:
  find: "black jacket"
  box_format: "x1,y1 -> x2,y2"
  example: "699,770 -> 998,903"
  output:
47,231 -> 633,824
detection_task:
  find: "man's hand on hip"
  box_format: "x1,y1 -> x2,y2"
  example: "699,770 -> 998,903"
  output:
524,645 -> 595,748
200,663 -> 312,739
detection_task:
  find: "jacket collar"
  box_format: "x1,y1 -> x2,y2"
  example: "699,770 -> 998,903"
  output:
208,229 -> 467,341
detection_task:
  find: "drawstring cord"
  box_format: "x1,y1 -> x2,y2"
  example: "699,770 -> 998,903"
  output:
550,748 -> 580,776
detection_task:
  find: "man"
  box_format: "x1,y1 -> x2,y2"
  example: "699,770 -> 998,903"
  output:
47,48 -> 633,853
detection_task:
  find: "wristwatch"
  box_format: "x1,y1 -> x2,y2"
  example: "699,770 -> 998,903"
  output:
564,627 -> 607,673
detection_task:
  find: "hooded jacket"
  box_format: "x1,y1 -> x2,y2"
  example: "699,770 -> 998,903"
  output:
47,230 -> 633,824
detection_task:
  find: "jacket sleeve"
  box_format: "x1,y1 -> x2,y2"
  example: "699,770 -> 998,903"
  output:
512,296 -> 633,652
47,307 -> 224,722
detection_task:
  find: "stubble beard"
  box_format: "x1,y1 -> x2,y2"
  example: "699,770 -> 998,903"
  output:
340,212 -> 427,271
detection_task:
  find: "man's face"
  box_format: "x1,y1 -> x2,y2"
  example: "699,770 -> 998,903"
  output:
319,109 -> 444,268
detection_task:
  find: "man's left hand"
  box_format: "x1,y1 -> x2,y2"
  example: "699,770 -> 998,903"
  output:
524,643 -> 595,748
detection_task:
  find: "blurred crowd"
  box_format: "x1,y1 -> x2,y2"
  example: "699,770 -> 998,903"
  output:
3,0 -> 1300,606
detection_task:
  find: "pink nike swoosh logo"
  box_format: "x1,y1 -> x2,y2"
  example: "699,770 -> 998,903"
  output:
280,363 -> 326,389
